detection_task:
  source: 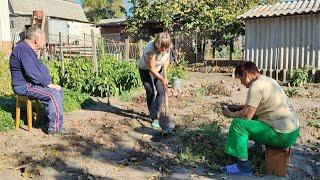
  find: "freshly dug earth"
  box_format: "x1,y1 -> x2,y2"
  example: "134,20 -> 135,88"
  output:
0,72 -> 319,179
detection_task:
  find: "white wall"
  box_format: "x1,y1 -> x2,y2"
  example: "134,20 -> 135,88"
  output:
0,0 -> 11,41
47,18 -> 100,45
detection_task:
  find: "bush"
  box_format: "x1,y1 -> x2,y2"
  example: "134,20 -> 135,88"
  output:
168,59 -> 187,83
0,57 -> 13,96
63,89 -> 94,113
45,60 -> 61,84
0,110 -> 14,131
288,67 -> 313,87
54,55 -> 141,97
0,95 -> 16,132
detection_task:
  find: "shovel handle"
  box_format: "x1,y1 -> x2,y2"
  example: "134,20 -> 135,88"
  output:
163,61 -> 169,116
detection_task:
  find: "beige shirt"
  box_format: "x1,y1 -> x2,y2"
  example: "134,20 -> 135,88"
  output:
245,75 -> 299,133
137,42 -> 169,71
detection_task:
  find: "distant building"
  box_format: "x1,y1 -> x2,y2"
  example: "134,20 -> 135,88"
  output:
97,18 -> 166,42
0,0 -> 12,55
239,0 -> 320,75
9,0 -> 99,45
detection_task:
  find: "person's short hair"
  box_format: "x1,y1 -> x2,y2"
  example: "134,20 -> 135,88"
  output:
26,27 -> 44,40
155,32 -> 172,50
235,61 -> 259,77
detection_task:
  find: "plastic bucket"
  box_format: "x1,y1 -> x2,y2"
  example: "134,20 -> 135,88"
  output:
172,77 -> 182,90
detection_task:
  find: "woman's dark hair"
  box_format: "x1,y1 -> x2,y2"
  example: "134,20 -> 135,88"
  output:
235,61 -> 259,77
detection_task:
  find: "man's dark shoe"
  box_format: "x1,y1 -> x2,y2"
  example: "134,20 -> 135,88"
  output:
47,128 -> 73,135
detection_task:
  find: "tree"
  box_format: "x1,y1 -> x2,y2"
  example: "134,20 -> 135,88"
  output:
125,0 -> 278,60
83,0 -> 126,23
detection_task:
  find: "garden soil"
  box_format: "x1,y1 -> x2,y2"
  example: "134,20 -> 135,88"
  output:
0,72 -> 319,179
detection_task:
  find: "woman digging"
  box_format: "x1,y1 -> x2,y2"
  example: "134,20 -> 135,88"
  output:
137,32 -> 174,133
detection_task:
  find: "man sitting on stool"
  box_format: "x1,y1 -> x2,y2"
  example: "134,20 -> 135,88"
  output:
220,61 -> 300,176
10,27 -> 66,135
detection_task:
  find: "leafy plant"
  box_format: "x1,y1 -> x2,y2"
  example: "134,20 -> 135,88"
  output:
307,108 -> 320,129
44,60 -> 61,84
179,122 -> 235,170
288,67 -> 313,87
0,58 -> 13,96
53,55 -> 141,98
0,110 -> 14,131
168,59 -> 187,83
284,88 -> 299,98
0,95 -> 16,132
63,89 -> 94,113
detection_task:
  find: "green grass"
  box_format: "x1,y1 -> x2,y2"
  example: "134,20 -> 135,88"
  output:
0,95 -> 16,131
119,91 -> 133,102
63,89 -> 94,113
284,88 -> 299,98
194,87 -> 207,100
0,59 -> 13,96
119,87 -> 143,102
0,108 -> 15,131
179,122 -> 265,174
307,108 -> 320,129
179,122 -> 235,170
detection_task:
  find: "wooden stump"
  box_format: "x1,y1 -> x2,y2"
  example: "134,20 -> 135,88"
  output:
265,146 -> 291,176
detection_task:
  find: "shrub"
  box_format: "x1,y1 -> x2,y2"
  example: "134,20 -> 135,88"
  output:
168,59 -> 187,82
59,55 -> 141,97
0,110 -> 14,131
63,89 -> 94,113
0,57 -> 13,96
288,67 -> 313,87
44,60 -> 61,84
0,95 -> 15,132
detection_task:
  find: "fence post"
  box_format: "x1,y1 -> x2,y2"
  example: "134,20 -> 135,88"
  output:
229,39 -> 233,61
125,38 -> 130,60
59,32 -> 65,79
91,29 -> 98,77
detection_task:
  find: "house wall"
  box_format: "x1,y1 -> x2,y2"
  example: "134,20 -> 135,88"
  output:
10,16 -> 31,44
100,26 -> 125,42
48,18 -> 98,45
47,18 -> 69,44
0,0 -> 11,55
244,14 -> 320,70
99,22 -> 166,43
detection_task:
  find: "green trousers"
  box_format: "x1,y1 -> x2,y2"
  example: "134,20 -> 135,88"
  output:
225,118 -> 300,159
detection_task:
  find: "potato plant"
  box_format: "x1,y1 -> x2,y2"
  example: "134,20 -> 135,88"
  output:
49,55 -> 141,97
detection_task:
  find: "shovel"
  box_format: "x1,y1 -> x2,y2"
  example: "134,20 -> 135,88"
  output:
159,62 -> 175,133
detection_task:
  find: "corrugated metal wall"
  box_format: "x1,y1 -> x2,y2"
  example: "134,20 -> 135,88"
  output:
244,14 -> 320,70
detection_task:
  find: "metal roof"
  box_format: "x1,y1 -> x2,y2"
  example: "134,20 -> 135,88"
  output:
97,18 -> 126,26
97,18 -> 159,27
9,0 -> 88,22
238,0 -> 320,19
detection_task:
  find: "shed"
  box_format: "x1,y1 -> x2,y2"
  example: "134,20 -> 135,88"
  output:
239,0 -> 320,81
97,18 -> 165,42
9,0 -> 98,45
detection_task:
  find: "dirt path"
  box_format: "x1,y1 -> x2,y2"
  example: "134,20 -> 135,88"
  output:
0,72 -> 319,179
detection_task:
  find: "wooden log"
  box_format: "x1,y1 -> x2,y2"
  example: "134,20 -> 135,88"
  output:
265,146 -> 291,176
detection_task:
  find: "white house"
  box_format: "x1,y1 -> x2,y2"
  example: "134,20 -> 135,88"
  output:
9,0 -> 99,45
0,0 -> 11,55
